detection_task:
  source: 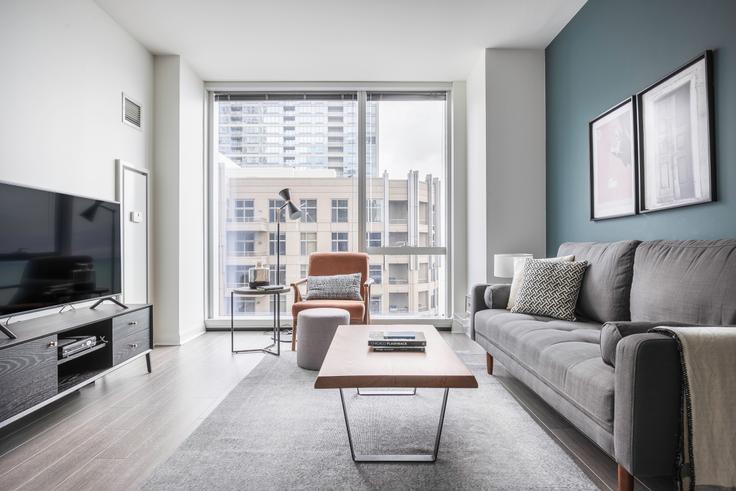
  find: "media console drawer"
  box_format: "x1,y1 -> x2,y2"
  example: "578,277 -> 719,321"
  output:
0,335 -> 58,421
113,308 -> 150,340
112,328 -> 150,366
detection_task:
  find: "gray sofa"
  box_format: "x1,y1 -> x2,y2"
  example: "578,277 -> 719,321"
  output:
470,239 -> 736,490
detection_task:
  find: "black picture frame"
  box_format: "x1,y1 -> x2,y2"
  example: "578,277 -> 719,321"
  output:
589,96 -> 639,221
637,50 -> 716,213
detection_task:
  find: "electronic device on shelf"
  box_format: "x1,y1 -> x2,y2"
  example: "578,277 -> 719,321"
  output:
57,336 -> 98,359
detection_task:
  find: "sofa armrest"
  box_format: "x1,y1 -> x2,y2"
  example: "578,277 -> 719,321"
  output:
469,283 -> 510,340
614,333 -> 681,479
601,320 -> 692,367
469,284 -> 490,340
485,284 -> 511,310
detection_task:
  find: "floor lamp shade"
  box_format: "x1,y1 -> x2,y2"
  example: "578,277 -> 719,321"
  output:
494,253 -> 533,278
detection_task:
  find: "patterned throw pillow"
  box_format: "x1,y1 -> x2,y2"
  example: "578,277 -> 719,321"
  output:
506,255 -> 575,309
511,260 -> 589,321
305,273 -> 362,301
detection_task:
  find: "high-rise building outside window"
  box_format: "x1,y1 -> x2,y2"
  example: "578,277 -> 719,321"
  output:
232,199 -> 254,222
331,199 -> 348,223
299,199 -> 317,223
331,232 -> 349,252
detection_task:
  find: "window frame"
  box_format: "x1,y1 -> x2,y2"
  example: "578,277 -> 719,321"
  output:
206,83 -> 453,325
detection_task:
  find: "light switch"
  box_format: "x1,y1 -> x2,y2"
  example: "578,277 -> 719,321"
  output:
130,211 -> 143,223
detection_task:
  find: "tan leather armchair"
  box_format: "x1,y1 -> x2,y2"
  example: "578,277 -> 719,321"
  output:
290,252 -> 373,351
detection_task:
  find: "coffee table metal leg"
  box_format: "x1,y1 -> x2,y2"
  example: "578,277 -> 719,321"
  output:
356,388 -> 416,396
339,387 -> 449,463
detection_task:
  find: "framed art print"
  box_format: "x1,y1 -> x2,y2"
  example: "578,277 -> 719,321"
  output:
589,97 -> 638,220
637,51 -> 716,213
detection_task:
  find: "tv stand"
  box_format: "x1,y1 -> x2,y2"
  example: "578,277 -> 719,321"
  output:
90,297 -> 128,310
0,303 -> 153,428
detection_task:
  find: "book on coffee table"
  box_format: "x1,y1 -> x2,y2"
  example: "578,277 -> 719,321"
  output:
371,346 -> 426,353
368,331 -> 426,347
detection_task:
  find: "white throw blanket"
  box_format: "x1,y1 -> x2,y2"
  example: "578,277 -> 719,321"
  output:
651,326 -> 736,491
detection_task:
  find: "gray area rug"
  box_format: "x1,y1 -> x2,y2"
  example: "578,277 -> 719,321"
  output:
143,351 -> 596,490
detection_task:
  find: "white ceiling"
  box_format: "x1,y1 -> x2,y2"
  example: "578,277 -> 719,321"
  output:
95,0 -> 586,82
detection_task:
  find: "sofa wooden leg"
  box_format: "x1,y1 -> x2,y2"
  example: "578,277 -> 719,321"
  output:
617,464 -> 634,491
486,353 -> 494,375
291,318 -> 298,351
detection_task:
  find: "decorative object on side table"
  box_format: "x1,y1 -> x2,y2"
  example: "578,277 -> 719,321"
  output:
248,261 -> 270,289
637,50 -> 716,213
589,97 -> 638,220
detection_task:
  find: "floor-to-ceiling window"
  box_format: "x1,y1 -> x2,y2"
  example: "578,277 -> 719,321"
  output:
364,91 -> 447,318
209,88 -> 449,320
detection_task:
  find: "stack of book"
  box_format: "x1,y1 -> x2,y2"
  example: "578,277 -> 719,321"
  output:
368,331 -> 426,352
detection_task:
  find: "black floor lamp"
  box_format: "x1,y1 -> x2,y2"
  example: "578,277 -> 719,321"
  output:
275,188 -> 302,287
273,188 -> 301,343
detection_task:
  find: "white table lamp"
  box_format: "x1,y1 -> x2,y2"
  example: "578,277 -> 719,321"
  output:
493,253 -> 533,278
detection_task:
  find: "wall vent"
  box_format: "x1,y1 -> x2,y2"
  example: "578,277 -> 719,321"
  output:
122,93 -> 142,129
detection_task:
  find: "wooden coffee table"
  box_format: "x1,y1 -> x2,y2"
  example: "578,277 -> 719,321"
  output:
315,324 -> 478,463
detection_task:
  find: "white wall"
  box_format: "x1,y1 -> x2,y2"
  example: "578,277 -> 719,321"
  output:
153,55 -> 205,345
484,49 -> 546,281
0,0 -> 154,200
0,0 -> 153,323
465,53 -> 488,288
178,60 -> 206,343
465,48 -> 546,287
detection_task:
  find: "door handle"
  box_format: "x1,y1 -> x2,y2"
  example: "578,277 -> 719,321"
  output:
128,321 -> 138,326
128,343 -> 139,348
48,341 -> 58,348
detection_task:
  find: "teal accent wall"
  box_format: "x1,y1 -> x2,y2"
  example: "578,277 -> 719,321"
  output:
545,0 -> 736,255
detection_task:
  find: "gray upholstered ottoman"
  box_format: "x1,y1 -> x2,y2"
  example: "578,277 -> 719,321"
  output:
296,308 -> 350,370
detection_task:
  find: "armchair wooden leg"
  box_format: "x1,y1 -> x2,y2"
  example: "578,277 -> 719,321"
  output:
486,353 -> 494,375
617,464 -> 634,491
291,318 -> 297,351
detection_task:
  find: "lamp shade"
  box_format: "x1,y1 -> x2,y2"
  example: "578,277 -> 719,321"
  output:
494,253 -> 533,278
278,188 -> 292,202
286,200 -> 302,220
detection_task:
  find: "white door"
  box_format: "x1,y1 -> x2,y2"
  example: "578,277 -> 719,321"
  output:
118,161 -> 149,304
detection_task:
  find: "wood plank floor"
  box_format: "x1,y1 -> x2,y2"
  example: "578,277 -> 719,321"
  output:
0,330 -> 673,490
0,331 -> 267,490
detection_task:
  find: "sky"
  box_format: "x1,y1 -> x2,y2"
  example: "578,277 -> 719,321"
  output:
375,100 -> 446,178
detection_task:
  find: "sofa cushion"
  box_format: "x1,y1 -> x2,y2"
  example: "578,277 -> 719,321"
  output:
511,260 -> 588,321
305,273 -> 362,300
474,309 -> 613,431
506,255 -> 575,309
630,240 -> 736,325
557,240 -> 640,323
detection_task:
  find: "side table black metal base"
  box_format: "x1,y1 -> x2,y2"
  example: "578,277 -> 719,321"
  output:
230,288 -> 288,356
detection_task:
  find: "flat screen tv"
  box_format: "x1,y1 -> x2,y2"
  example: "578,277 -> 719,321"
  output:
0,182 -> 121,317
